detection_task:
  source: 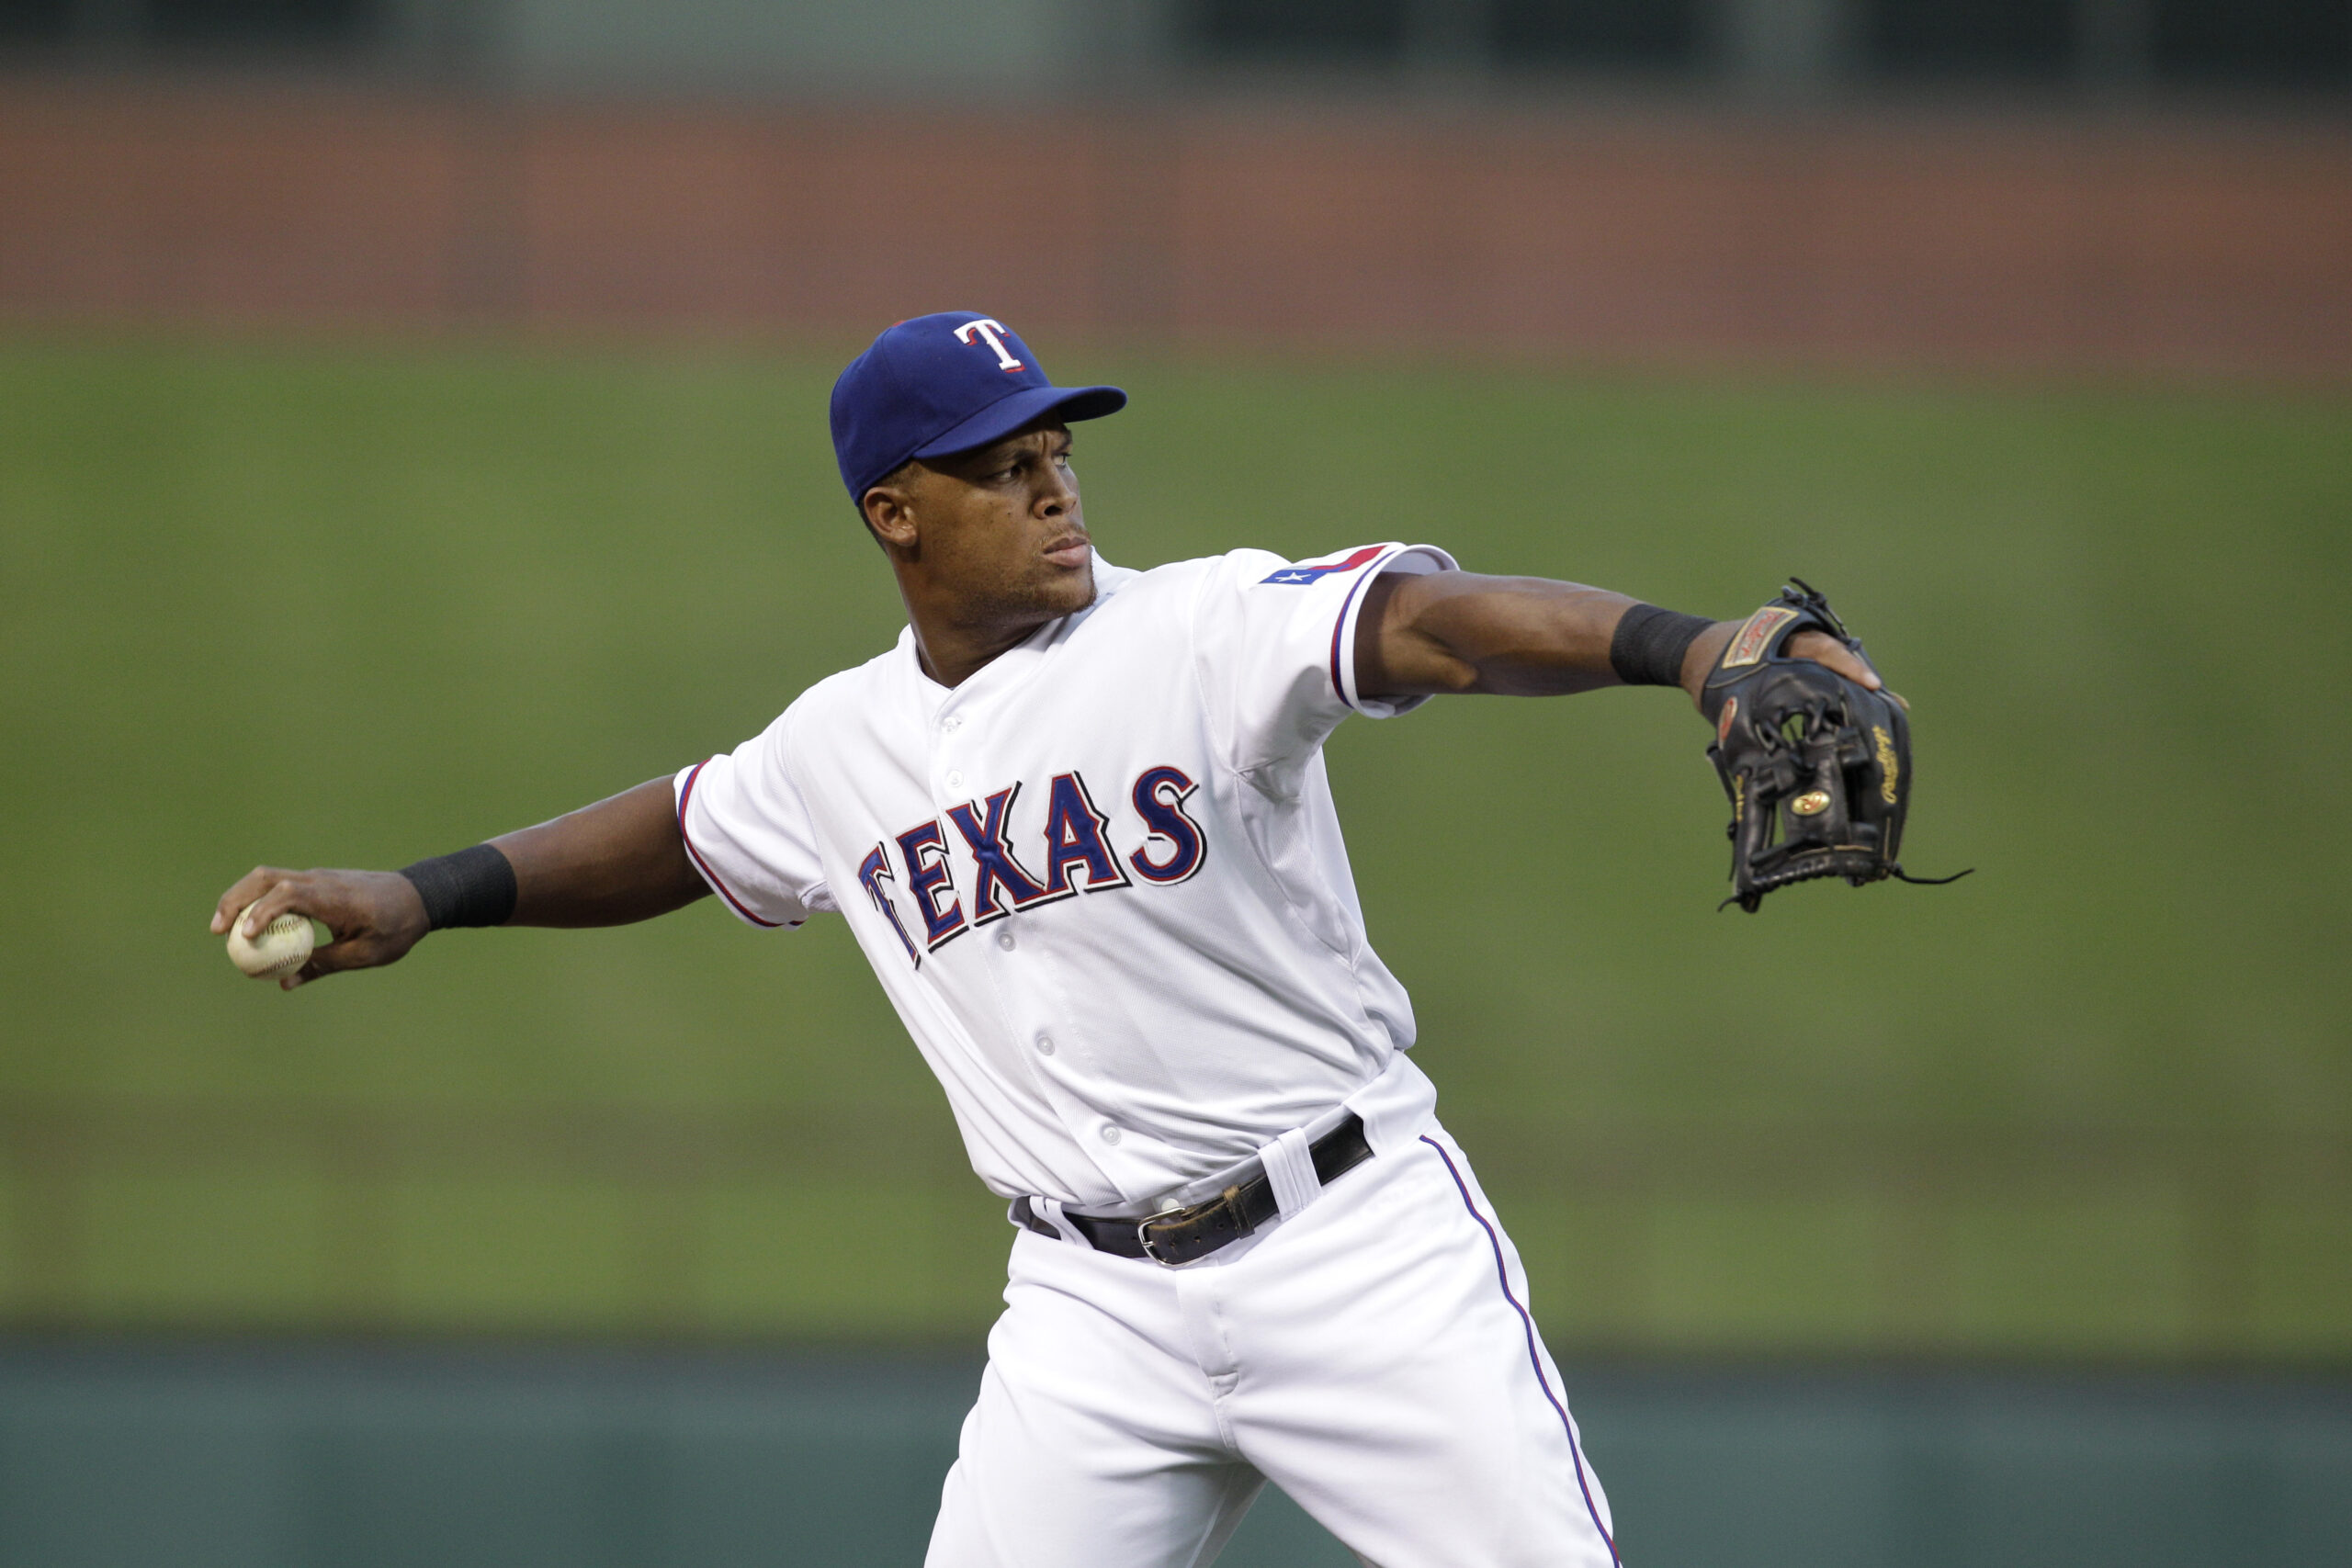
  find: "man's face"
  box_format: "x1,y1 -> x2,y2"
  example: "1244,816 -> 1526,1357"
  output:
878,423 -> 1093,626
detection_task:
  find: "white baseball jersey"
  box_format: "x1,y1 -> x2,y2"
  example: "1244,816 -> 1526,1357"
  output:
676,537 -> 1625,1568
673,542 -> 1455,1210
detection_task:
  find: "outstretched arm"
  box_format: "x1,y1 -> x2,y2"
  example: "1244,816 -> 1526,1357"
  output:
209,776 -> 708,989
1352,571 -> 1883,707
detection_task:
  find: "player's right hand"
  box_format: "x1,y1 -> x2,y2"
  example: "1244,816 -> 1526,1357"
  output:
209,867 -> 432,990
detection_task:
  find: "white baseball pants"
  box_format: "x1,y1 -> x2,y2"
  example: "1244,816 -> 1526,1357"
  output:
925,1124 -> 1620,1568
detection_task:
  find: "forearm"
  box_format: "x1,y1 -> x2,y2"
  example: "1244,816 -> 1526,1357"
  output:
488,776 -> 710,928
212,775 -> 710,988
1360,571 -> 1728,701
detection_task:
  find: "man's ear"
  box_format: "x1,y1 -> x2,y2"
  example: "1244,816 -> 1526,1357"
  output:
863,484 -> 919,550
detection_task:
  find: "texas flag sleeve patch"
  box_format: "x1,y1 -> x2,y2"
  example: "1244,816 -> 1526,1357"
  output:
1260,546 -> 1387,585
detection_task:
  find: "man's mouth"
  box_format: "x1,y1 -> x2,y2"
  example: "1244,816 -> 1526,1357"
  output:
1042,535 -> 1091,568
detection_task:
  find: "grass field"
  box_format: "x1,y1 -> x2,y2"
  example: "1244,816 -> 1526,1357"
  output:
2,336 -> 2346,1357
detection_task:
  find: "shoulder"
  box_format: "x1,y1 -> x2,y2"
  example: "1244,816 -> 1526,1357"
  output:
1061,553 -> 1312,658
1057,554 -> 1227,637
1079,548 -> 1440,649
1084,549 -> 1306,616
1187,544 -> 1453,614
801,642 -> 902,708
1091,553 -> 1224,600
730,638 -> 906,760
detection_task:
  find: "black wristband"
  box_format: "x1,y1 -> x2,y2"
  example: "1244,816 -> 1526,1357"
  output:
398,843 -> 517,931
1610,604 -> 1716,688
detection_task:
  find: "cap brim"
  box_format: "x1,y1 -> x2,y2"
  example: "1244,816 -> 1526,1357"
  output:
910,383 -> 1127,465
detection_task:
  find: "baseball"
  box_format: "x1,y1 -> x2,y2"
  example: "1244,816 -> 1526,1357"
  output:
225,900 -> 315,979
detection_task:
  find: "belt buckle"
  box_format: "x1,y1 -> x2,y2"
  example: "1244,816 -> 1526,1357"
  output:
1136,1204 -> 1185,1267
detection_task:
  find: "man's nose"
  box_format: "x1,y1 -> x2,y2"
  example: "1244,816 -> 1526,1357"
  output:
1036,465 -> 1077,514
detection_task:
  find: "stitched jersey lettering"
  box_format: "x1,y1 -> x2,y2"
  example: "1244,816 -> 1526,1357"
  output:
944,785 -> 1053,922
895,820 -> 967,950
1127,765 -> 1208,886
865,765 -> 1190,966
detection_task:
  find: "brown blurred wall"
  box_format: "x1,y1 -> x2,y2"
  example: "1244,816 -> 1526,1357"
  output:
2,79 -> 2347,376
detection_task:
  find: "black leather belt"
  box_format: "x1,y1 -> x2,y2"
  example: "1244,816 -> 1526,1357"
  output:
1012,1113 -> 1374,1267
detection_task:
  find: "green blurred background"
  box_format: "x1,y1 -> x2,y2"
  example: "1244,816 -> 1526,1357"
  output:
6,335 -> 2346,1360
7,6 -> 2352,1559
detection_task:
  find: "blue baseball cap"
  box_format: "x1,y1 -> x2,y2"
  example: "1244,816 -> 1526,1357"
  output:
830,312 -> 1126,507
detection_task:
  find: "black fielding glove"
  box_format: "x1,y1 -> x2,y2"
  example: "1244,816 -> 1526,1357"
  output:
1697,580 -> 1966,913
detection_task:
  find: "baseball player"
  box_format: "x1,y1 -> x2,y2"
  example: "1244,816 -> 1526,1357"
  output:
213,312 -> 1885,1567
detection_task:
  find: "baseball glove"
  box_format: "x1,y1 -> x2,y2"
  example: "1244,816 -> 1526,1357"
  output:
1699,580 -> 1965,913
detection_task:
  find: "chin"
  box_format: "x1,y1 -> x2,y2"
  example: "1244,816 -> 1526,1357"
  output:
1045,563 -> 1097,615
980,564 -> 1094,627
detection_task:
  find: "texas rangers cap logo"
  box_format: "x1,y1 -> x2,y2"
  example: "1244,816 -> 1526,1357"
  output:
953,318 -> 1025,371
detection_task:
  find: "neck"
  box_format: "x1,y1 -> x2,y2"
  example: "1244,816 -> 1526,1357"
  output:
899,582 -> 1055,689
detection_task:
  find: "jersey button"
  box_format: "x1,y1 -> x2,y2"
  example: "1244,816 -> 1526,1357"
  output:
941,715 -> 963,732
1035,1034 -> 1055,1055
997,931 -> 1015,952
1100,1125 -> 1122,1145
945,771 -> 965,793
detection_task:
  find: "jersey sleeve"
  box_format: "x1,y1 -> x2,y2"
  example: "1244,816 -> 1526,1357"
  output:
673,705 -> 837,930
1193,542 -> 1458,792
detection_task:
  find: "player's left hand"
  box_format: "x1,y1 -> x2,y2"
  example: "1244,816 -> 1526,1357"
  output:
1787,627 -> 1884,692
1680,624 -> 1888,708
